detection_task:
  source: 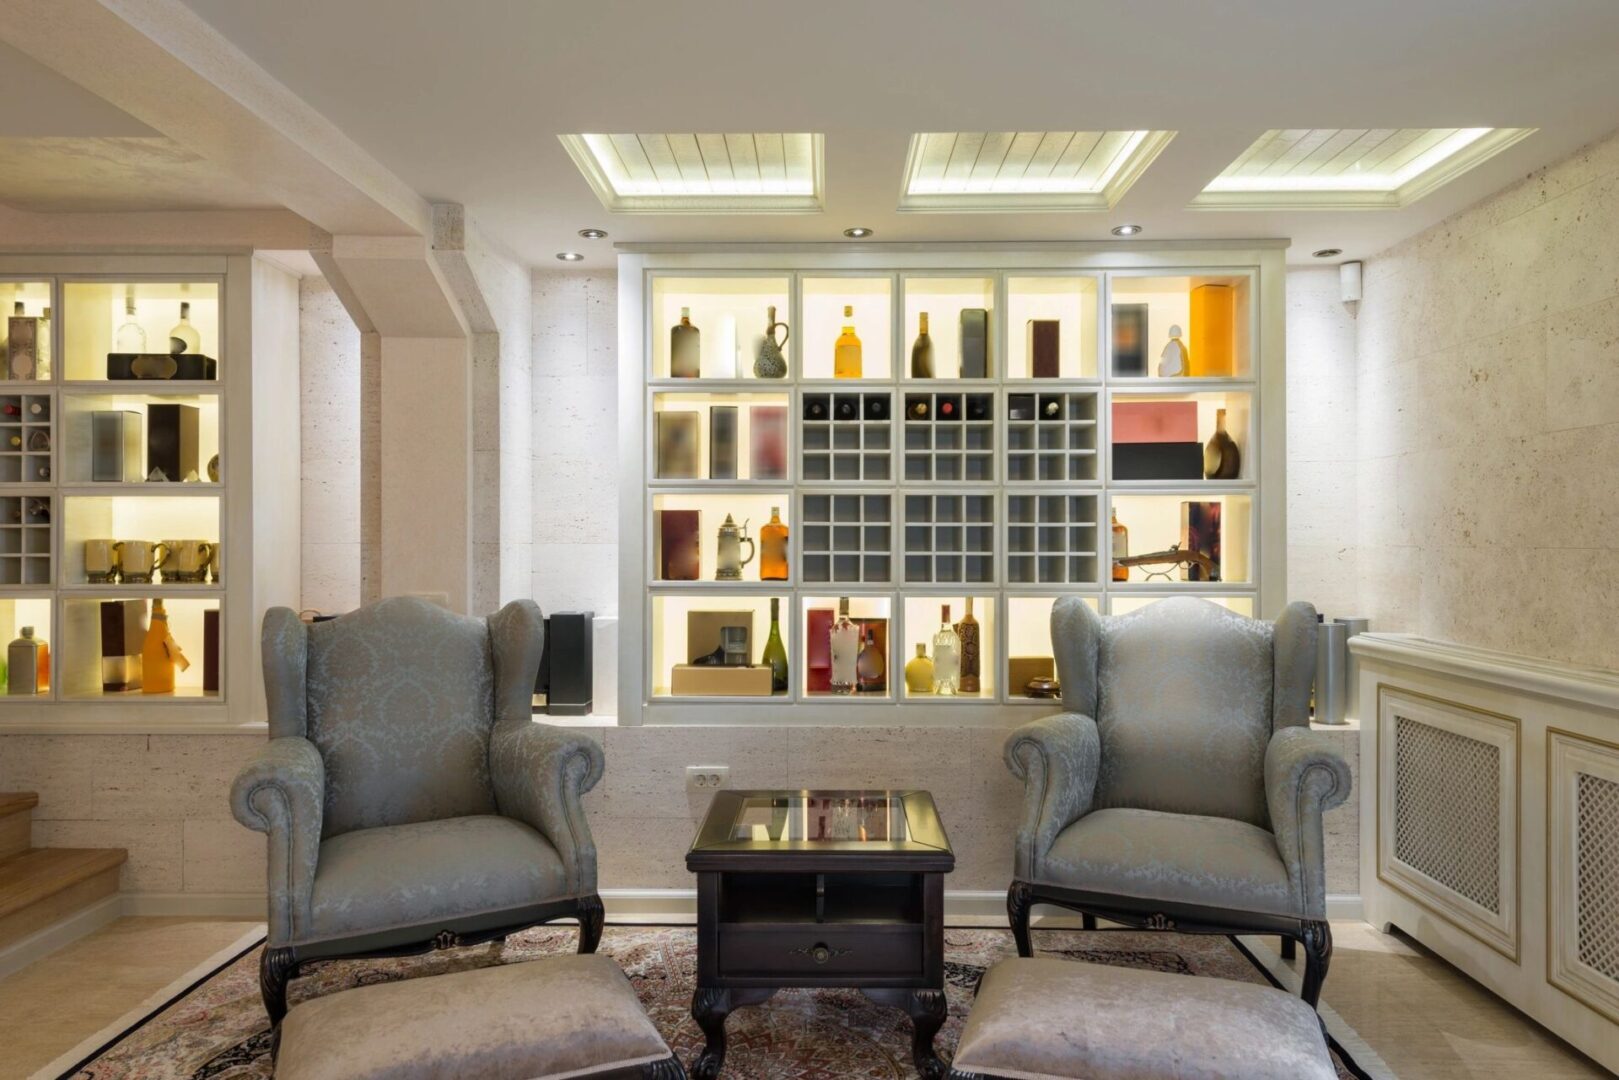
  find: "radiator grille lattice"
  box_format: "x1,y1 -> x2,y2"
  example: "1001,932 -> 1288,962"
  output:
1576,772 -> 1619,980
1393,715 -> 1501,913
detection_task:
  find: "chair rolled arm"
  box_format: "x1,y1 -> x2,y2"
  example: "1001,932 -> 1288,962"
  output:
1004,713 -> 1102,882
489,720 -> 606,897
1264,726 -> 1352,919
230,736 -> 324,946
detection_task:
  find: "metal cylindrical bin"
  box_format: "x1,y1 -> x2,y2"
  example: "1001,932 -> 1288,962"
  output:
1314,619 -> 1350,725
1336,617 -> 1370,722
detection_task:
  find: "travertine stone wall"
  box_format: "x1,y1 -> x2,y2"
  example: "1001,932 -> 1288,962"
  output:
1355,128 -> 1619,668
298,275 -> 361,614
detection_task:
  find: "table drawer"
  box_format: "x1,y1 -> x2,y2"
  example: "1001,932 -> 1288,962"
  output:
718,924 -> 924,980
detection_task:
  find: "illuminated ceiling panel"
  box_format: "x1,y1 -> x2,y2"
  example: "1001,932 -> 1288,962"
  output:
560,133 -> 823,214
1193,127 -> 1535,209
897,131 -> 1175,212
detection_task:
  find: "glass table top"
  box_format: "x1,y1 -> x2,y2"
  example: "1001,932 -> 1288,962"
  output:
691,789 -> 951,855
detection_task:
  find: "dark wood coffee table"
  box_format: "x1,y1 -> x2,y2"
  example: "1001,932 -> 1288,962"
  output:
686,789 -> 954,1079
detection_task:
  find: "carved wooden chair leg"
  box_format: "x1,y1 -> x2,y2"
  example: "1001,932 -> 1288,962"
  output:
1299,919 -> 1332,1007
577,894 -> 605,954
642,1055 -> 689,1078
1280,936 -> 1296,960
259,945 -> 298,1029
1006,881 -> 1035,957
1081,913 -> 1097,930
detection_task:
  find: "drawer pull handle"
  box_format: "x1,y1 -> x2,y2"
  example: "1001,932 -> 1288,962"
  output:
790,942 -> 850,965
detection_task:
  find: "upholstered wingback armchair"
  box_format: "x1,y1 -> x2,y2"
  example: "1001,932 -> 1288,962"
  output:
1004,596 -> 1350,1005
231,596 -> 605,1025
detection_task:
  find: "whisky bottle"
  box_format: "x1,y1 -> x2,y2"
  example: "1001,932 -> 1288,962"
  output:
762,598 -> 788,693
35,636 -> 48,692
169,301 -> 201,356
1111,508 -> 1129,582
834,305 -> 862,379
932,604 -> 960,695
955,597 -> 980,694
6,627 -> 40,695
904,644 -> 934,694
115,294 -> 146,353
1203,407 -> 1241,480
856,626 -> 885,693
671,307 -> 700,378
142,599 -> 191,694
760,506 -> 789,581
910,312 -> 935,378
829,597 -> 859,694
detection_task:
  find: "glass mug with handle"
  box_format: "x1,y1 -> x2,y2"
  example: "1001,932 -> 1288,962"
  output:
84,538 -> 120,584
117,540 -> 165,584
160,539 -> 214,584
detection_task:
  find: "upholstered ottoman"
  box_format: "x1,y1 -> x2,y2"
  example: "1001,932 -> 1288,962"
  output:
948,958 -> 1335,1080
276,954 -> 685,1079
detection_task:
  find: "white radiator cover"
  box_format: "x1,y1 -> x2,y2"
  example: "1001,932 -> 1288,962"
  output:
1354,634 -> 1619,1073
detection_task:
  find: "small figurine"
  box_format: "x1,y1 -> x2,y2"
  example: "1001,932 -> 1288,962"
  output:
1158,324 -> 1189,378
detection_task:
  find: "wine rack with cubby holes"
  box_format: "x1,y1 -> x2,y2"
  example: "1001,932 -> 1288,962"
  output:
630,252 -> 1281,715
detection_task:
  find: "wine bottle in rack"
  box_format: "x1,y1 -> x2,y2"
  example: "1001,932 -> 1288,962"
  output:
834,305 -> 862,379
863,394 -> 887,421
910,312 -> 935,378
804,395 -> 828,420
835,396 -> 857,421
908,398 -> 929,420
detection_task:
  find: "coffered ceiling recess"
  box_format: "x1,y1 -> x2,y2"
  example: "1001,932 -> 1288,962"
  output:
560,133 -> 824,213
898,131 -> 1175,212
1193,127 -> 1536,210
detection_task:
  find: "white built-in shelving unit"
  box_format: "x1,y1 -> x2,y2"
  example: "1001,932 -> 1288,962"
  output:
620,245 -> 1287,724
0,254 -> 299,730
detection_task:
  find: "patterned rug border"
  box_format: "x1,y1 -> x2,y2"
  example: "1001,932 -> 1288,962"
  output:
50,925 -> 1380,1080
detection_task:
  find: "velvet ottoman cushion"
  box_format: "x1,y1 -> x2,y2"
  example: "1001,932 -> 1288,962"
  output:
275,954 -> 674,1080
951,957 -> 1335,1080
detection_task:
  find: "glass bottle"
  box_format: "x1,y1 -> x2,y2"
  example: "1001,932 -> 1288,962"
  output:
904,644 -> 934,694
760,506 -> 789,581
115,293 -> 147,353
36,636 -> 48,692
829,597 -> 859,694
670,306 -> 700,378
38,306 -> 51,376
169,301 -> 201,356
955,597 -> 981,694
910,311 -> 935,378
1112,508 -> 1129,582
761,598 -> 788,693
856,626 -> 885,693
932,604 -> 960,695
7,626 -> 41,695
1203,407 -> 1241,480
142,599 -> 191,695
834,305 -> 862,379
8,301 -> 38,380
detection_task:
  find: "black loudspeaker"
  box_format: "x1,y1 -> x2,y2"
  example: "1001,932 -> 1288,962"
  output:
537,611 -> 594,716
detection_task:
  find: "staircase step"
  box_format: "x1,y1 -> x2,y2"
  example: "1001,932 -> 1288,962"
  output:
0,847 -> 126,948
0,793 -> 38,861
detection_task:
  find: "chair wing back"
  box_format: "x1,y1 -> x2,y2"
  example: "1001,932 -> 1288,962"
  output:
262,596 -> 502,839
1051,596 -> 1317,828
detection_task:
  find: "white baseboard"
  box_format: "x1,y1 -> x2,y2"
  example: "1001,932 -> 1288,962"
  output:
0,889 -> 1365,977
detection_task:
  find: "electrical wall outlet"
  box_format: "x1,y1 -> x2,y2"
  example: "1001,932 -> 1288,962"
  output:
685,765 -> 731,792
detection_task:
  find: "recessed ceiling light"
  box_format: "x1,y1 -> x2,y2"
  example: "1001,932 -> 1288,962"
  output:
1111,224 -> 1143,236
843,227 -> 874,238
1313,248 -> 1344,258
556,252 -> 585,262
559,133 -> 825,214
898,131 -> 1175,212
577,228 -> 608,239
1192,127 -> 1536,210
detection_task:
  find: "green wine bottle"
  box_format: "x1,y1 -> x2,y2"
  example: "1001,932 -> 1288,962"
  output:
762,598 -> 788,694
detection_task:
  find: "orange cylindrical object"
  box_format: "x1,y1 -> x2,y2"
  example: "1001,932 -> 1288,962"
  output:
1188,284 -> 1234,377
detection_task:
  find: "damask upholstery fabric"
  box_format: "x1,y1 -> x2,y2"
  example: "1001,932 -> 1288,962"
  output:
303,815 -> 567,945
229,736 -> 324,946
491,719 -> 605,898
1272,602 -> 1318,730
951,958 -> 1336,1080
1266,727 -> 1353,919
1092,597 -> 1278,827
304,598 -> 500,839
1004,712 -> 1101,883
1040,807 -> 1297,916
1051,596 -> 1101,719
261,606 -> 309,740
276,954 -> 674,1080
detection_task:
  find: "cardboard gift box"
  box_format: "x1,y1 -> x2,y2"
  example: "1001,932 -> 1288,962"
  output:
671,664 -> 773,697
1008,655 -> 1056,697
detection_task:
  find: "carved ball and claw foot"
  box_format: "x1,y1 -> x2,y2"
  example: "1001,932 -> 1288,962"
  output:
860,987 -> 948,1079
641,1055 -> 689,1079
689,986 -> 774,1079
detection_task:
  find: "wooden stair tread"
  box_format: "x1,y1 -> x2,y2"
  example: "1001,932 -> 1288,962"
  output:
0,847 -> 127,919
0,792 -> 39,818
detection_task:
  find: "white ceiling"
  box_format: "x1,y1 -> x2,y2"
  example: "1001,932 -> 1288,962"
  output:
16,2 -> 1619,267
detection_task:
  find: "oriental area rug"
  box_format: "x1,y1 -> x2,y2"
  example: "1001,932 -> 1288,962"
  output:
57,925 -> 1372,1079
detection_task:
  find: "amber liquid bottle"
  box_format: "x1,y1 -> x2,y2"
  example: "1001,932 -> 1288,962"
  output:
760,506 -> 789,581
834,305 -> 862,379
142,599 -> 191,695
1111,509 -> 1129,582
955,597 -> 980,694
